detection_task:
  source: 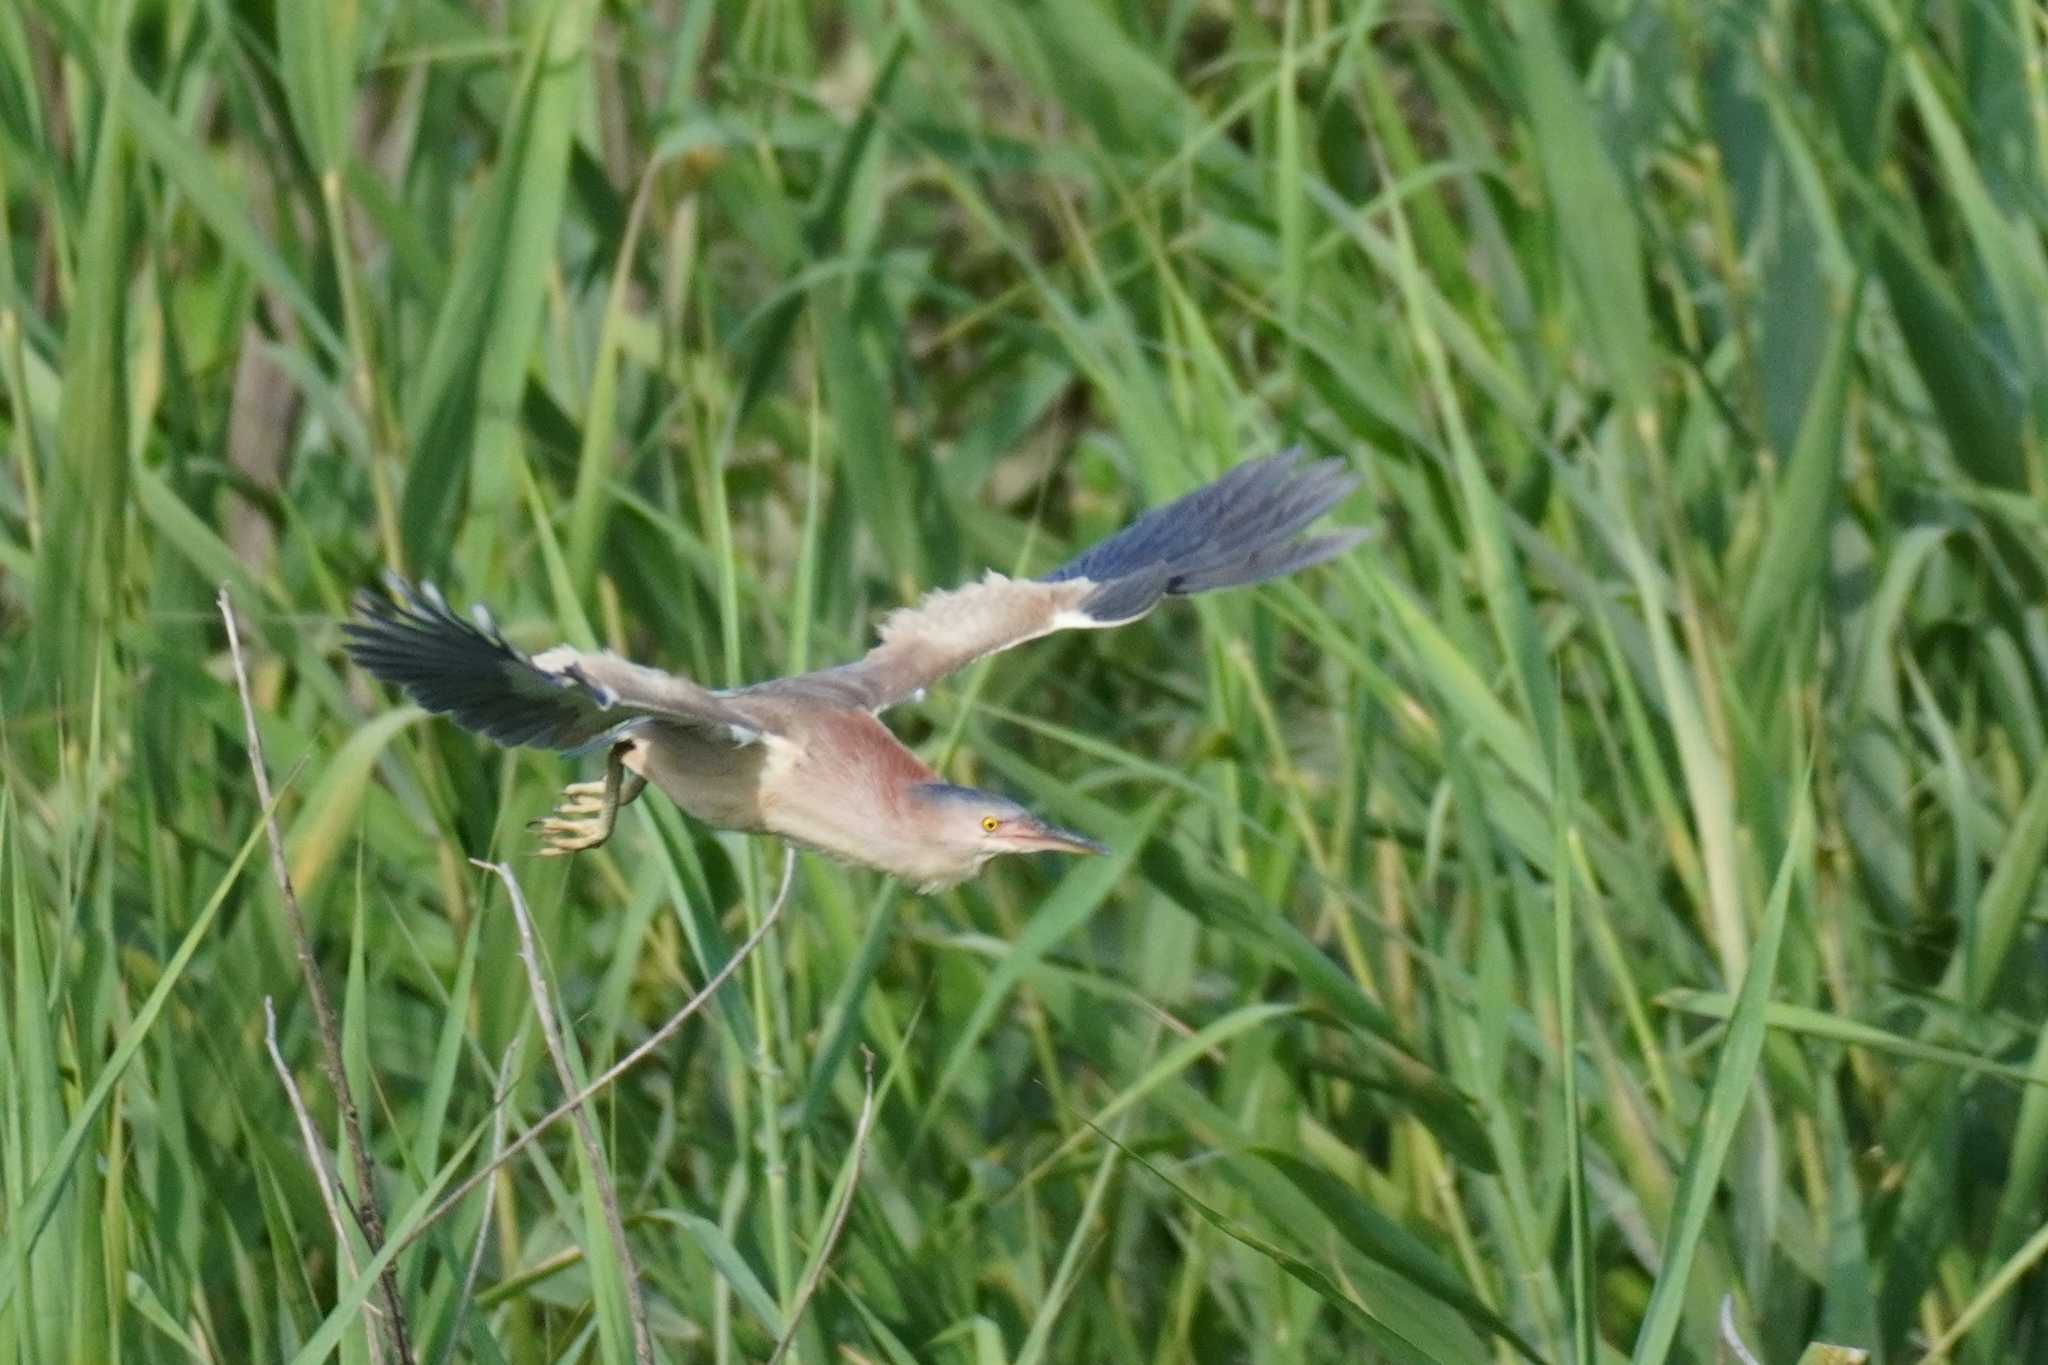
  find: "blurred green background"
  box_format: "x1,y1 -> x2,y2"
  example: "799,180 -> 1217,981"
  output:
4,0 -> 2046,1360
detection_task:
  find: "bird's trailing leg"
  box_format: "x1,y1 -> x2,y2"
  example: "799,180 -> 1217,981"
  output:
531,742 -> 647,856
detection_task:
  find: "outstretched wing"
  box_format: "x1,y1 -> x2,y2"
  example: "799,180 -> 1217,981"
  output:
779,449 -> 1365,711
343,577 -> 767,750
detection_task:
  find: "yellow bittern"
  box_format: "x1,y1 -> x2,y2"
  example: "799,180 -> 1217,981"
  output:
345,450 -> 1362,890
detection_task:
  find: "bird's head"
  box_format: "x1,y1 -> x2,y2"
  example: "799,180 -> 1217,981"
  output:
906,782 -> 1108,889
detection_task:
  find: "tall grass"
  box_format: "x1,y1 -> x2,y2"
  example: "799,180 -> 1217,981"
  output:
3,0 -> 2045,1361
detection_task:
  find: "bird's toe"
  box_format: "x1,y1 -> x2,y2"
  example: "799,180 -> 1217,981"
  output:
531,812 -> 611,855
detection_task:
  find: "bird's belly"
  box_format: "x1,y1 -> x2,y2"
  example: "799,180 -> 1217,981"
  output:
628,724 -> 772,833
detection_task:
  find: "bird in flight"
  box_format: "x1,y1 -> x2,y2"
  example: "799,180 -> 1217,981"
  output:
344,450 -> 1364,891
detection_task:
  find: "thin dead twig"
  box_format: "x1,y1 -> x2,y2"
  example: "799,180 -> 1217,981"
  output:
477,857 -> 654,1365
394,845 -> 798,1257
1718,1296 -> 1763,1365
452,1042 -> 521,1341
264,998 -> 385,1364
220,586 -> 414,1364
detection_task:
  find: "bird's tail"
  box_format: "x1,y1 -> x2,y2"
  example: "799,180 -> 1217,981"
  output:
1042,448 -> 1367,624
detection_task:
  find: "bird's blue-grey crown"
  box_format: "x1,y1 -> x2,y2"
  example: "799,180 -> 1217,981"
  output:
912,781 -> 1015,808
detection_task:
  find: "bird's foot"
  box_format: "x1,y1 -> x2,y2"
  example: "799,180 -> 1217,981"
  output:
528,809 -> 614,856
528,747 -> 645,856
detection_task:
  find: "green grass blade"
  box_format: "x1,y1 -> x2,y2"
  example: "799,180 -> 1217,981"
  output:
0,802 -> 272,1316
1631,780 -> 1813,1364
399,0 -> 594,569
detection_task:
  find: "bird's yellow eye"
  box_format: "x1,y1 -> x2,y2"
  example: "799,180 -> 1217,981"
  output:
981,815 -> 1001,832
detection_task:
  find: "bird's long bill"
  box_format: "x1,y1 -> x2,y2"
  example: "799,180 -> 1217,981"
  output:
1013,816 -> 1110,857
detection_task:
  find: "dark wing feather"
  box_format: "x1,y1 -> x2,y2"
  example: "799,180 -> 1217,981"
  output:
343,577 -> 764,751
770,448 -> 1364,710
1042,448 -> 1365,619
